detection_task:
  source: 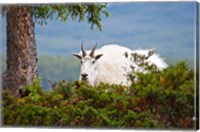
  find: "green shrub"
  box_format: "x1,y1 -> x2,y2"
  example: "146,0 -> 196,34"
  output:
2,61 -> 195,129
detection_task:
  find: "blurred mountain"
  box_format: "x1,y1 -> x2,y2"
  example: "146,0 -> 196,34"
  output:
2,2 -> 197,61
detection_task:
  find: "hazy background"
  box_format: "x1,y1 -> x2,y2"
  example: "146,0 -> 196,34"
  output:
1,2 -> 197,89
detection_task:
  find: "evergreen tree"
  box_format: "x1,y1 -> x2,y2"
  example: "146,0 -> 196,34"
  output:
2,4 -> 109,96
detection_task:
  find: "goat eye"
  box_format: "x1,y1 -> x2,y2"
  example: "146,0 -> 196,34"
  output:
92,60 -> 95,64
80,60 -> 83,64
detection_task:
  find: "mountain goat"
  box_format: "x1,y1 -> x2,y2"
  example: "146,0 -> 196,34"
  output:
73,42 -> 167,86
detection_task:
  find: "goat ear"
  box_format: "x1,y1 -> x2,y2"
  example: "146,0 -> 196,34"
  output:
95,54 -> 103,60
73,53 -> 82,59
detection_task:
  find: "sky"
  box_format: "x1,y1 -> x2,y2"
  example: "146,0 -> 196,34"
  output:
2,2 -> 198,61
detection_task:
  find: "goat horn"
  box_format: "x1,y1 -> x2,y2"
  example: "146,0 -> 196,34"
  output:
81,42 -> 87,57
89,43 -> 97,57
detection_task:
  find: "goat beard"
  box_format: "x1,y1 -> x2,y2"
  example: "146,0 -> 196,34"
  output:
81,77 -> 89,82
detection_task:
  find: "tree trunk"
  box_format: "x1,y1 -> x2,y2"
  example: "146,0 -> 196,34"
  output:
3,6 -> 38,96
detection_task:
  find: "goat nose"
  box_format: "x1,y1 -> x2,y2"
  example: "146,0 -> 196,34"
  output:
81,73 -> 88,78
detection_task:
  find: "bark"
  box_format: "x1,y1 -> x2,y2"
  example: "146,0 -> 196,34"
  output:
3,6 -> 38,96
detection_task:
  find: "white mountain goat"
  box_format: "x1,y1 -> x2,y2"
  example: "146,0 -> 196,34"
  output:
73,42 -> 167,86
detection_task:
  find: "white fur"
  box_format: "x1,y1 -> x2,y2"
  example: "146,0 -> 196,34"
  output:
74,44 -> 167,86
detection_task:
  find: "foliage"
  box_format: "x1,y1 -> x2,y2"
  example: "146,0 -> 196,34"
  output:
2,61 -> 195,129
2,4 -> 109,31
32,4 -> 109,31
26,78 -> 43,101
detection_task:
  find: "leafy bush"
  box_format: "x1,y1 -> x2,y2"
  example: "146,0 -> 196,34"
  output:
2,61 -> 195,129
